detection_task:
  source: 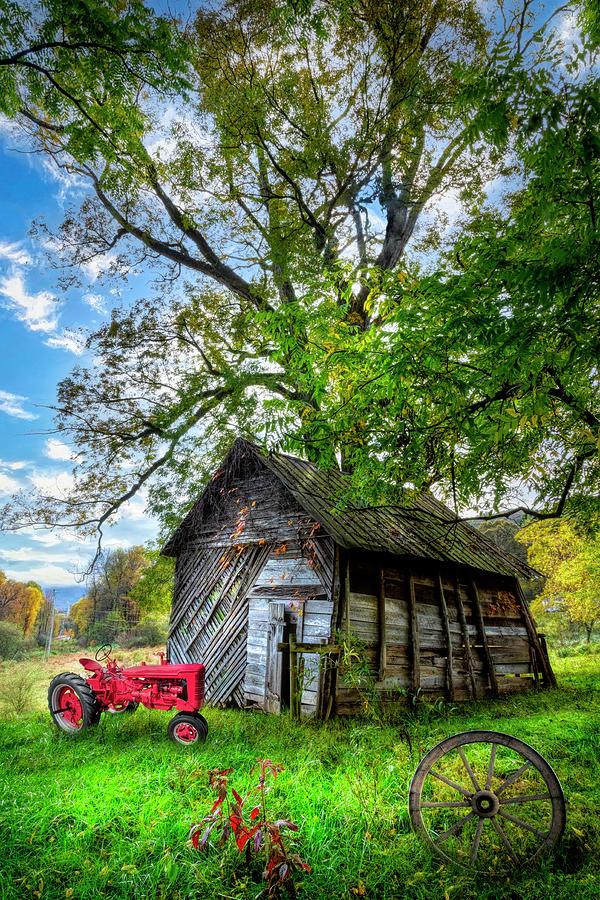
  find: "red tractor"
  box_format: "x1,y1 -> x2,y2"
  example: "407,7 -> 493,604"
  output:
48,645 -> 208,745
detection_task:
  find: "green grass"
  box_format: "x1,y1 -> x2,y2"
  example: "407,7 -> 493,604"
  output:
0,649 -> 599,900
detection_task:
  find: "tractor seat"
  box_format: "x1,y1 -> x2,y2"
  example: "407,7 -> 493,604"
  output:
79,658 -> 104,674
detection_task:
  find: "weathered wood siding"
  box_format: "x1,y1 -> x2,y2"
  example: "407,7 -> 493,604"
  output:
242,540 -> 334,716
167,443 -> 550,717
335,553 -> 537,714
173,467 -> 313,549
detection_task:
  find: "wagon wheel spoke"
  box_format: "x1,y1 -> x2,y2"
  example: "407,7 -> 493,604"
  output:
500,793 -> 551,805
457,746 -> 480,792
429,769 -> 472,798
470,817 -> 485,866
496,761 -> 532,795
434,812 -> 475,845
497,808 -> 548,838
491,816 -> 520,865
421,801 -> 472,809
485,744 -> 497,790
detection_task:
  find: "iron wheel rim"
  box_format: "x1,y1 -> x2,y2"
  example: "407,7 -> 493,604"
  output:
408,730 -> 566,873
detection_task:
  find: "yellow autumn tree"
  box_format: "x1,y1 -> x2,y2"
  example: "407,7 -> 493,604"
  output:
517,521 -> 600,643
69,595 -> 95,637
0,571 -> 45,636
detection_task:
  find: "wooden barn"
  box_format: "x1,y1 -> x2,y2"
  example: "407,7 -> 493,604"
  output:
163,438 -> 555,717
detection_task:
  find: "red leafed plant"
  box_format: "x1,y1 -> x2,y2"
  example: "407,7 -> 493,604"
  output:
189,759 -> 311,898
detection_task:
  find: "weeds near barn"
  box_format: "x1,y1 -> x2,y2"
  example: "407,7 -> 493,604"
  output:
0,646 -> 599,899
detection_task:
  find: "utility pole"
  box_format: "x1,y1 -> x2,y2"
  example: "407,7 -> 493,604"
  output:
45,590 -> 56,661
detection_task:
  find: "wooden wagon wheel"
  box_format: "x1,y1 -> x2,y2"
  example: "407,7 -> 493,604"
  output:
409,731 -> 565,873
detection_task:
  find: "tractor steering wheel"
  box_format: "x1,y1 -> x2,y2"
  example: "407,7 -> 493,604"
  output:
95,643 -> 112,662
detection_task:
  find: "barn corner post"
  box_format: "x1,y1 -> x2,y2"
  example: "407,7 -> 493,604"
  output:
470,577 -> 499,698
377,565 -> 387,682
514,579 -> 557,688
454,568 -> 477,699
321,544 -> 343,721
289,632 -> 299,721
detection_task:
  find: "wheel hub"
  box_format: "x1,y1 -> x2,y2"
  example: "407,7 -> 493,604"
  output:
175,722 -> 197,742
471,790 -> 499,818
56,687 -> 83,728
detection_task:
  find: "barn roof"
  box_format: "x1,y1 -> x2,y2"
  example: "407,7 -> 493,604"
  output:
163,438 -> 536,579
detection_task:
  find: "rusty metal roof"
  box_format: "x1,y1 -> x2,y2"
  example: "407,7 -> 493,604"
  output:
164,438 -> 536,579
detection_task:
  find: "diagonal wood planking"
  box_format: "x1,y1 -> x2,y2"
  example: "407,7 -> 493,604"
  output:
169,542 -> 272,706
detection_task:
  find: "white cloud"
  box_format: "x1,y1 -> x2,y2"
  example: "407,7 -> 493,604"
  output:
0,458 -> 28,470
83,292 -> 106,313
2,563 -> 82,587
45,329 -> 85,355
0,271 -> 58,332
430,187 -> 462,222
0,471 -> 21,494
0,389 -> 37,420
557,10 -> 580,46
18,526 -> 84,546
120,496 -> 148,522
554,10 -> 588,74
0,547 -> 78,564
31,470 -> 75,497
45,439 -> 76,461
0,240 -> 32,266
81,251 -> 119,281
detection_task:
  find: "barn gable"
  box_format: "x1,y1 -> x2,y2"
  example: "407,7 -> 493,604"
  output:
165,441 -> 336,712
163,438 -> 553,715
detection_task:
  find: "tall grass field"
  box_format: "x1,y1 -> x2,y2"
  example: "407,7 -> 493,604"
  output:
0,647 -> 598,899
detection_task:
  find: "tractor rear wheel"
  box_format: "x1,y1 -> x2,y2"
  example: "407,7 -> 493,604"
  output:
168,713 -> 208,746
48,673 -> 100,734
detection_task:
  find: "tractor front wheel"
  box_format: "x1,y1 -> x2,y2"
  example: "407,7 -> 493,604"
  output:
48,673 -> 100,734
168,713 -> 208,746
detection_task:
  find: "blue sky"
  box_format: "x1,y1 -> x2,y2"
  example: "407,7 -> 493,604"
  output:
0,135 -> 157,609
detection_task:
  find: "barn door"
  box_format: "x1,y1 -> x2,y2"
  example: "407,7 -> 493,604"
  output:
265,603 -> 286,714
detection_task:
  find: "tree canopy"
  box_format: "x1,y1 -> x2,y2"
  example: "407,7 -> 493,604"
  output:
68,544 -> 171,641
1,0 -> 598,552
302,65 -> 600,521
76,545 -> 149,639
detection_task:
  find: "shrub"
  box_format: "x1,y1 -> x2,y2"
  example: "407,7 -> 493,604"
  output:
0,667 -> 36,717
556,641 -> 600,658
118,620 -> 167,648
87,620 -> 121,646
0,622 -> 27,660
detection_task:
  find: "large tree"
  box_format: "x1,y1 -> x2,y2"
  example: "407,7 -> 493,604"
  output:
0,0 -> 588,549
302,55 -> 600,523
0,570 -> 44,635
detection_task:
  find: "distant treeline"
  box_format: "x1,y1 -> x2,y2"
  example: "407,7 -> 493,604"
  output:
0,546 -> 174,656
67,547 -> 174,647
